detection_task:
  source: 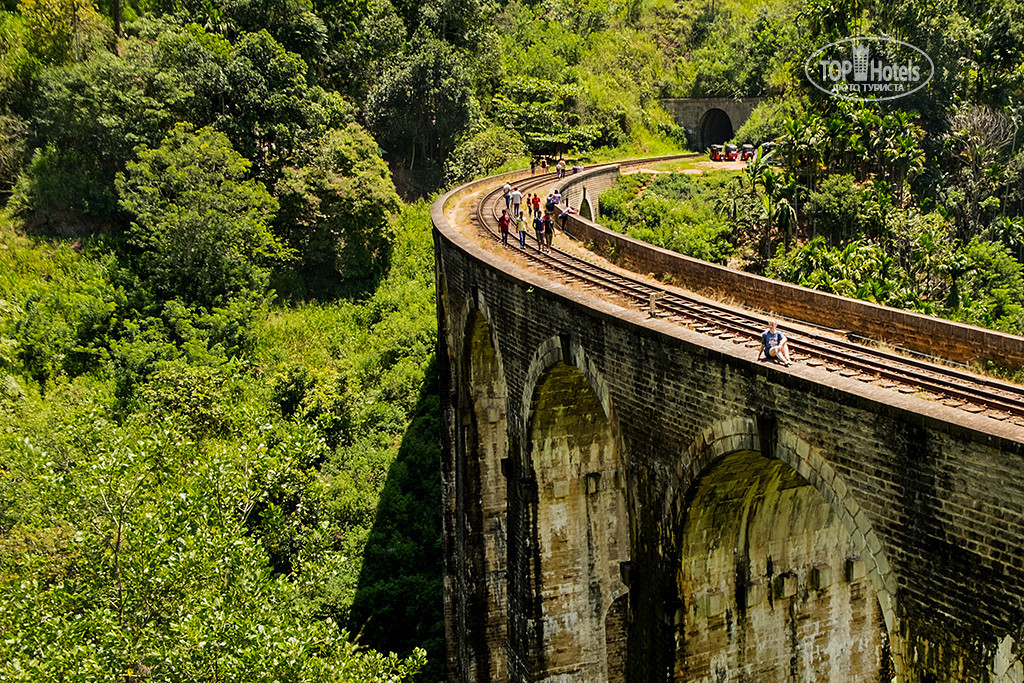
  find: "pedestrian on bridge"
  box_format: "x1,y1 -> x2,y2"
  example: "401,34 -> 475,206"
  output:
761,319 -> 792,366
498,209 -> 511,246
533,213 -> 546,251
511,187 -> 523,217
502,182 -> 511,210
559,205 -> 576,230
515,213 -> 528,247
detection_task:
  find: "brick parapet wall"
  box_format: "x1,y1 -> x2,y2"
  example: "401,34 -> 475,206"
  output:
435,166 -> 1024,683
560,211 -> 1024,368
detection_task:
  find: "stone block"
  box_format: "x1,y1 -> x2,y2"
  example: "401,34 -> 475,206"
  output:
845,557 -> 866,582
809,564 -> 833,591
867,532 -> 882,555
552,480 -> 569,499
775,573 -> 798,599
744,581 -> 765,608
707,591 -> 725,617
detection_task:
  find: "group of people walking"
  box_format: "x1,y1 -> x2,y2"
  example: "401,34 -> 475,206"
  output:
530,157 -> 580,178
498,183 -> 571,252
497,209 -> 556,251
500,178 -> 798,369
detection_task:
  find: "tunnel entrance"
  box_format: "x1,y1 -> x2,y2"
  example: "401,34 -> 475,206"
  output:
676,450 -> 891,681
527,361 -> 628,682
699,108 -> 733,149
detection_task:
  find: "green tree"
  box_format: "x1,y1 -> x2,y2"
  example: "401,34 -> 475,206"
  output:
11,49 -> 190,228
365,39 -> 481,171
492,74 -> 600,154
274,123 -> 401,297
116,123 -> 290,306
17,0 -> 110,66
443,123 -> 525,186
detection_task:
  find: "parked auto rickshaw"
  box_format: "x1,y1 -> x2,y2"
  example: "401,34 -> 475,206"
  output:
725,144 -> 739,161
740,144 -> 756,161
709,144 -> 725,161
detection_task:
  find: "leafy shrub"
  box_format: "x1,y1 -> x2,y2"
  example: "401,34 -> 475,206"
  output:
117,123 -> 290,307
274,123 -> 401,299
443,124 -> 525,186
807,174 -> 885,243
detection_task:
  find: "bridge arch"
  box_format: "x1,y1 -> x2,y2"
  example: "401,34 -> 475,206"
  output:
452,296 -> 510,683
579,193 -> 594,221
520,337 -> 630,682
671,417 -> 901,680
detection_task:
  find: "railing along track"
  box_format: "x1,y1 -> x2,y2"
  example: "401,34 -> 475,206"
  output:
470,167 -> 1024,423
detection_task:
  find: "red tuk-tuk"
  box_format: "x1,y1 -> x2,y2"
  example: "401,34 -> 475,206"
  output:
709,144 -> 725,161
725,144 -> 739,161
740,144 -> 756,161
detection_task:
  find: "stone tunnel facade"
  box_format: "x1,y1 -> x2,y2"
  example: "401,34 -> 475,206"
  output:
662,98 -> 762,150
434,179 -> 1024,683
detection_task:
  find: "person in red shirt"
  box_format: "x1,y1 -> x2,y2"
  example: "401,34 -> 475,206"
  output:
531,193 -> 541,217
498,209 -> 511,246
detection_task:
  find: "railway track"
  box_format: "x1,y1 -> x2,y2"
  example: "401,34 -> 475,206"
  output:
469,165 -> 1024,424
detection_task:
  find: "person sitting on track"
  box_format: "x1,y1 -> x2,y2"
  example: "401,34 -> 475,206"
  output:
760,319 -> 792,366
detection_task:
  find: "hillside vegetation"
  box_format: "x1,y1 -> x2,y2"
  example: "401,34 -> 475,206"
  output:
0,0 -> 1022,679
603,1 -> 1024,342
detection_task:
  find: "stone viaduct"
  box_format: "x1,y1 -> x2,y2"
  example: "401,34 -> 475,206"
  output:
662,98 -> 761,150
434,165 -> 1024,682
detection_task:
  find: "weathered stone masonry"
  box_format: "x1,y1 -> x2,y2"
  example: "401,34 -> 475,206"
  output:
435,173 -> 1024,682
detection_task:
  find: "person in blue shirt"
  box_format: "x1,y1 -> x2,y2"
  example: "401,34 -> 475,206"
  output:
761,319 -> 792,365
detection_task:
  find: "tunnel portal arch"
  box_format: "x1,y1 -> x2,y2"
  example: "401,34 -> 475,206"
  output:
698,108 -> 734,149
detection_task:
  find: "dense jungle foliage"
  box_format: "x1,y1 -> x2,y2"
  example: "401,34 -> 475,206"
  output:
600,0 -> 1024,338
0,0 -> 685,678
0,0 -> 1022,679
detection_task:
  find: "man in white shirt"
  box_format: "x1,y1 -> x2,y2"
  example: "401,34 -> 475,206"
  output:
510,187 -> 523,217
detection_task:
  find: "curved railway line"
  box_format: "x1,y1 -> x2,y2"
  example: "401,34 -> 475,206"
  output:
466,163 -> 1024,424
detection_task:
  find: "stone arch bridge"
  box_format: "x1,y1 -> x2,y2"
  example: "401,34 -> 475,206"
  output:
434,165 -> 1024,682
